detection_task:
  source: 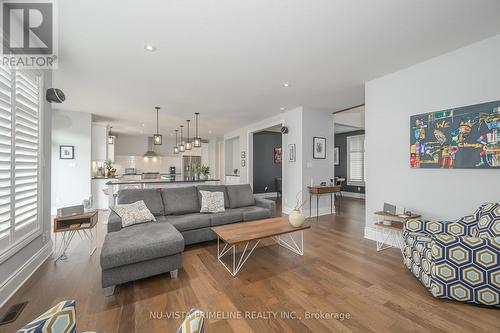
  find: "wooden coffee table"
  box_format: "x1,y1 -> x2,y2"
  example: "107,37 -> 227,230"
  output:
211,217 -> 310,277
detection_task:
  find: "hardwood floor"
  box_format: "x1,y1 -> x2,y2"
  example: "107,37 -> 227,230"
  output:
1,198 -> 498,332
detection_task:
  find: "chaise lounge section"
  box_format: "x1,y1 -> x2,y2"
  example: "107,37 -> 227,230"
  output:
100,184 -> 276,293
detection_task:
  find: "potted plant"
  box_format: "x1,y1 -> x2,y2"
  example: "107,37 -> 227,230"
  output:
192,163 -> 201,180
104,160 -> 114,178
200,165 -> 210,180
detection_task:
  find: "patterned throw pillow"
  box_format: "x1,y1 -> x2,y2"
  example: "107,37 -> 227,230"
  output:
177,308 -> 205,333
199,190 -> 225,213
111,200 -> 156,228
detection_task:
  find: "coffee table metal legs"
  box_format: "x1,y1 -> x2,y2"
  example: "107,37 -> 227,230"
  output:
217,237 -> 260,277
217,231 -> 304,277
273,232 -> 304,255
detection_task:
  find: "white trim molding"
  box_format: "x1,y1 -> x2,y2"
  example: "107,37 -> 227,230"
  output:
0,240 -> 53,308
341,191 -> 366,199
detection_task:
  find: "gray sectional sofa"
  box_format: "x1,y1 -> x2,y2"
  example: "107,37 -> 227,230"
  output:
100,184 -> 276,293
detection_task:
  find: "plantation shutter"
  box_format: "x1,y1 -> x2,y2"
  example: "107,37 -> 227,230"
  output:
0,66 -> 12,250
347,135 -> 365,186
14,71 -> 40,240
0,65 -> 42,254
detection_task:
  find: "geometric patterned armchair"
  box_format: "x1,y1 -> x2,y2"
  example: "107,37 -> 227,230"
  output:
16,300 -> 205,333
403,203 -> 500,307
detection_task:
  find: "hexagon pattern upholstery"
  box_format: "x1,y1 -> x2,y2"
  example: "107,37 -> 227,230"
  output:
16,300 -> 78,333
403,203 -> 500,307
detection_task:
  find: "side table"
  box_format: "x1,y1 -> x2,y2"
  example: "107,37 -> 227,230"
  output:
373,211 -> 421,253
53,210 -> 98,262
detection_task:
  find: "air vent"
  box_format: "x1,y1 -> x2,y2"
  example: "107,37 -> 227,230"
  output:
0,301 -> 28,325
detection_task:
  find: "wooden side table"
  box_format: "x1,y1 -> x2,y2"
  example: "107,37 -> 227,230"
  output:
53,210 -> 98,262
307,185 -> 341,219
373,211 -> 421,253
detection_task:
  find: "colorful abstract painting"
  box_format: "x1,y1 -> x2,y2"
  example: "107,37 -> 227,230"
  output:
410,100 -> 500,169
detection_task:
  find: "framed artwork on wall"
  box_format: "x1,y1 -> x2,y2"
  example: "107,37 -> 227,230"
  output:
313,137 -> 326,159
410,99 -> 500,169
274,147 -> 282,164
288,144 -> 296,162
334,146 -> 340,165
60,145 -> 74,159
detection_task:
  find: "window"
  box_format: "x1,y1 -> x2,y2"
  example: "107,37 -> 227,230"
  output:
0,66 -> 43,258
347,134 -> 365,186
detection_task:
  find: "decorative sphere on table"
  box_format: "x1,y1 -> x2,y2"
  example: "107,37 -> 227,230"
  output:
289,209 -> 305,227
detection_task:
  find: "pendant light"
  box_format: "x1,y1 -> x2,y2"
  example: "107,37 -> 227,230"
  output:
185,119 -> 192,150
107,126 -> 114,144
153,106 -> 162,145
173,130 -> 179,154
179,125 -> 185,152
193,112 -> 201,147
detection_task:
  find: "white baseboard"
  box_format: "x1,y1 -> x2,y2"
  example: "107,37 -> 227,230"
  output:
341,191 -> 366,199
0,241 -> 53,308
254,192 -> 278,199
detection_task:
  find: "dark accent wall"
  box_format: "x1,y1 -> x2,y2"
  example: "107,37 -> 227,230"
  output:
253,131 -> 282,193
334,130 -> 365,194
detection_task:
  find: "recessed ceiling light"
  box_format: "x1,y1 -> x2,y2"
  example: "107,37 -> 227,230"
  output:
144,44 -> 156,52
141,123 -> 145,127
282,83 -> 289,87
280,107 -> 286,111
208,130 -> 212,134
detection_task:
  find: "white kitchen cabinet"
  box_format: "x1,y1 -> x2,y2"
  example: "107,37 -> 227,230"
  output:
91,178 -> 109,210
225,175 -> 240,184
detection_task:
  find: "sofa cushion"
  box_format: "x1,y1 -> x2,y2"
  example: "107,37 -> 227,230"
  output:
118,188 -> 165,216
100,222 -> 184,270
226,184 -> 255,208
199,190 -> 225,213
162,186 -> 200,215
197,185 -> 230,208
165,213 -> 211,232
111,200 -> 156,228
210,209 -> 243,227
238,206 -> 271,221
477,202 -> 500,238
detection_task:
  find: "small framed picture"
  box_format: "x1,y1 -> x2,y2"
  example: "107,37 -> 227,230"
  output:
241,151 -> 246,159
334,146 -> 340,165
60,145 -> 74,159
241,159 -> 246,167
313,137 -> 326,159
274,147 -> 282,164
288,144 -> 296,162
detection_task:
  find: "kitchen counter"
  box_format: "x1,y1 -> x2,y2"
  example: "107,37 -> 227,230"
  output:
106,178 -> 220,185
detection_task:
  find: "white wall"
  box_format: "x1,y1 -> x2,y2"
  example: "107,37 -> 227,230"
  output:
51,110 -> 92,214
302,107 -> 335,215
224,106 -> 335,215
365,35 -> 500,241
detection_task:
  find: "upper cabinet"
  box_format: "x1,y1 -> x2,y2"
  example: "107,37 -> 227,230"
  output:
91,124 -> 108,161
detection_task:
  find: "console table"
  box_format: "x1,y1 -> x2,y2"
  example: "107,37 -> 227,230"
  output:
307,185 -> 341,219
53,210 -> 98,262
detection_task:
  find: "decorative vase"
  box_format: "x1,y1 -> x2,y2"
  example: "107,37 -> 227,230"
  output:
289,209 -> 305,227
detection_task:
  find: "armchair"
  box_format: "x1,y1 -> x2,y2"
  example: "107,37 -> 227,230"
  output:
403,203 -> 500,307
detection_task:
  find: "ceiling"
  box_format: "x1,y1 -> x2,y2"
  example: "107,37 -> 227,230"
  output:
334,105 -> 364,134
54,0 -> 500,137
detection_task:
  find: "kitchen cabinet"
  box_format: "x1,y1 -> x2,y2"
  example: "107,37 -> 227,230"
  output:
91,178 -> 109,210
225,175 -> 240,184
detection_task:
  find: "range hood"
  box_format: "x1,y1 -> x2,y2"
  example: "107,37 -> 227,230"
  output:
143,137 -> 158,158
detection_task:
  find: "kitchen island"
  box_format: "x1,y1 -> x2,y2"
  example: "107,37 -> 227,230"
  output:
105,178 -> 221,207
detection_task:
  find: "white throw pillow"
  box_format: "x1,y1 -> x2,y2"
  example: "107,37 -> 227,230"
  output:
111,200 -> 156,228
199,190 -> 225,213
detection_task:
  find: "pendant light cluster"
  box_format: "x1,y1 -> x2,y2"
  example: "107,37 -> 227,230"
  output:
173,113 -> 202,154
153,106 -> 162,145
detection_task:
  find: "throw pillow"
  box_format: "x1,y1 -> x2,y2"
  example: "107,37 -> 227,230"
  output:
199,190 -> 225,213
111,200 -> 156,228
